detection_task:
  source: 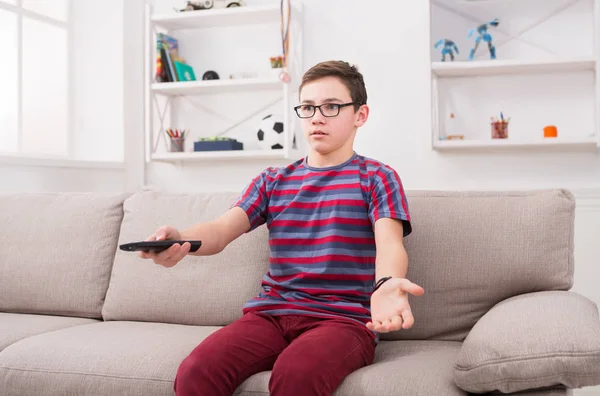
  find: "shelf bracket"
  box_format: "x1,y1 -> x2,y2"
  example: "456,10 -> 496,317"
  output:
152,95 -> 172,153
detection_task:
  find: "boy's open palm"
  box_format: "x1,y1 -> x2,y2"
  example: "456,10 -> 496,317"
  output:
367,278 -> 425,333
138,225 -> 190,268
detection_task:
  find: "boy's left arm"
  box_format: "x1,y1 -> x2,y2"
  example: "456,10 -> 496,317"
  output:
367,218 -> 425,333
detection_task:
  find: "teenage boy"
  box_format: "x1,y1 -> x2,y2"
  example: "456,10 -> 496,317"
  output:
140,60 -> 424,396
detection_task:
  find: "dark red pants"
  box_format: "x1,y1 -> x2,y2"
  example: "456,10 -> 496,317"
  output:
174,311 -> 376,396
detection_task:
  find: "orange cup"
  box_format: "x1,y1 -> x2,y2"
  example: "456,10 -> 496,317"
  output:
544,126 -> 557,138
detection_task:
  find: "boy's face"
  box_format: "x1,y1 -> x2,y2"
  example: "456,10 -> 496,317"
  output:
298,76 -> 368,156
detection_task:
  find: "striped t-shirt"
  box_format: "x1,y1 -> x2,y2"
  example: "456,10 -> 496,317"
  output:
232,152 -> 411,339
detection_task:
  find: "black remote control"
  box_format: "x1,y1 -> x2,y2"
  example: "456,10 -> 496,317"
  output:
119,240 -> 202,253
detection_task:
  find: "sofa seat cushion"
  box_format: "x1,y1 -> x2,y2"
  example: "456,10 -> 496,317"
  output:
487,387 -> 571,396
0,313 -> 98,351
235,340 -> 468,396
0,321 -> 219,396
0,320 -> 466,396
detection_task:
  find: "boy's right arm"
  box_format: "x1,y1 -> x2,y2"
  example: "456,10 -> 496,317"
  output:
139,206 -> 250,267
182,206 -> 250,256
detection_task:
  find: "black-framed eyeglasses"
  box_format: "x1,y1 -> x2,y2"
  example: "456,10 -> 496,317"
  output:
293,102 -> 358,118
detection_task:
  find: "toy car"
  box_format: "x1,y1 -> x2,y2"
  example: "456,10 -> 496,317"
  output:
181,0 -> 246,11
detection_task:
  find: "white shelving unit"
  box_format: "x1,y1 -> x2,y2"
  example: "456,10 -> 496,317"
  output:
430,0 -> 600,152
150,77 -> 282,96
144,3 -> 304,163
432,57 -> 596,77
151,4 -> 284,30
152,149 -> 291,162
433,136 -> 598,151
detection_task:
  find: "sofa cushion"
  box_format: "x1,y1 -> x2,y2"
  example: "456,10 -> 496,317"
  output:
103,189 -> 575,338
453,291 -> 600,394
0,313 -> 98,351
235,340 -> 467,396
102,191 -> 270,326
488,387 -> 572,396
381,189 -> 575,342
0,321 -> 466,396
0,192 -> 129,318
0,321 -> 219,396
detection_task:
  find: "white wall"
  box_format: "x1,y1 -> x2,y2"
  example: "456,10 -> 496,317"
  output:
0,163 -> 126,193
71,0 -> 124,162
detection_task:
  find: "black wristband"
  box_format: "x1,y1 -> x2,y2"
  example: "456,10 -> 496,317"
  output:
373,276 -> 392,292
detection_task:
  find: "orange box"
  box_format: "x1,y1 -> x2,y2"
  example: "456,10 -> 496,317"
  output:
544,126 -> 558,138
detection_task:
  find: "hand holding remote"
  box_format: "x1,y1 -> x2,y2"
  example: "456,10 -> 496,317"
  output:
139,225 -> 191,268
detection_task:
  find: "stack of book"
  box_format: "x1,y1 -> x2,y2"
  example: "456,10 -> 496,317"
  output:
155,33 -> 196,82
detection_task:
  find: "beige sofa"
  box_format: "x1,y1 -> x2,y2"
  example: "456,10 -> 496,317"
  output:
1,189 -> 600,396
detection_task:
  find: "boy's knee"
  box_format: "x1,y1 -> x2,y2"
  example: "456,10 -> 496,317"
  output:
175,354 -> 203,390
270,358 -> 330,393
175,353 -> 224,394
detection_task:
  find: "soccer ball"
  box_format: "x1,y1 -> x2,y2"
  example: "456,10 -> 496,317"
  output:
257,114 -> 285,150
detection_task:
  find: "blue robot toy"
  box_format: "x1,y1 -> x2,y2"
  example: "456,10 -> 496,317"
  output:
434,39 -> 459,62
467,18 -> 499,60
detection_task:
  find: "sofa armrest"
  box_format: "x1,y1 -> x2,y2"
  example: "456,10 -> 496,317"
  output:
453,291 -> 600,394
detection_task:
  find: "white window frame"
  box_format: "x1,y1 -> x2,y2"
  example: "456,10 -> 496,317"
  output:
0,1 -> 123,169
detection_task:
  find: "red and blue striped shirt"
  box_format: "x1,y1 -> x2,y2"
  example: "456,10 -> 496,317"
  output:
232,152 -> 411,339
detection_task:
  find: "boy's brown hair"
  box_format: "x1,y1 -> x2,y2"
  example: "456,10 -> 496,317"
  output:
299,60 -> 367,111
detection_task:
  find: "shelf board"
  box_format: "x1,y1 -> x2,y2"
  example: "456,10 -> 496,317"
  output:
432,58 -> 596,77
151,4 -> 284,30
151,77 -> 282,95
152,149 -> 301,162
433,137 -> 598,151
